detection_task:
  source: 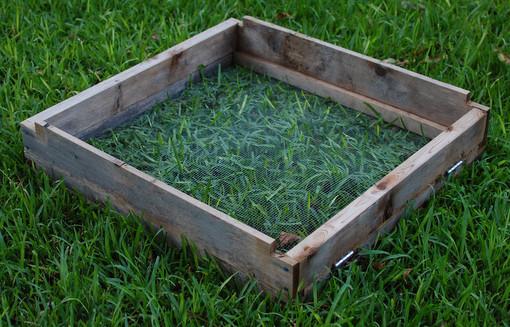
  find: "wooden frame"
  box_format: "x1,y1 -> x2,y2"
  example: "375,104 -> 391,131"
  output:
21,17 -> 489,298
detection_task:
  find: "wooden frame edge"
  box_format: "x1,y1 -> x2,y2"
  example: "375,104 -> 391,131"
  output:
20,18 -> 241,137
23,120 -> 299,296
238,16 -> 471,126
234,51 -> 444,138
287,107 -> 488,290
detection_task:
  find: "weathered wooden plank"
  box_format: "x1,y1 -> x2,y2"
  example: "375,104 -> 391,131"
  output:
234,51 -> 444,138
238,16 -> 470,126
79,54 -> 232,140
22,122 -> 298,296
22,18 -> 240,137
287,108 -> 487,287
298,169 -> 443,296
298,131 -> 488,297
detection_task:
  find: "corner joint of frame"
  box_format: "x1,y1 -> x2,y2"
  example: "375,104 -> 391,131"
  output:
468,101 -> 490,113
34,120 -> 50,144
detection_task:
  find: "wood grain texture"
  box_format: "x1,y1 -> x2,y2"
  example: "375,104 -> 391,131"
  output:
288,108 -> 488,287
234,51 -> 444,138
22,18 -> 240,138
79,54 -> 232,140
22,122 -> 299,296
238,16 -> 470,126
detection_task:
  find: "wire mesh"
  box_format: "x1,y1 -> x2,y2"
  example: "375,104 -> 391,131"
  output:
90,66 -> 429,252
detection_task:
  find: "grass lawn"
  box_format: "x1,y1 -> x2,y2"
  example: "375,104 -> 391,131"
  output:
1,0 -> 509,325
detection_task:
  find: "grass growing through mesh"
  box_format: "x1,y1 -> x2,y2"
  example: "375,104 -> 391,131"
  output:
91,66 -> 428,247
2,1 -> 509,325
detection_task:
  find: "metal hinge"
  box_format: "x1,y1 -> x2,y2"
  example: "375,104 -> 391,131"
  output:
334,250 -> 355,268
446,160 -> 464,176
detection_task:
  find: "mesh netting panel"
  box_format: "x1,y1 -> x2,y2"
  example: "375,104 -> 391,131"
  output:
91,67 -> 429,251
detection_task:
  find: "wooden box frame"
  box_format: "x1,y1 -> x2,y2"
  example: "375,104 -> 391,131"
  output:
21,17 -> 489,297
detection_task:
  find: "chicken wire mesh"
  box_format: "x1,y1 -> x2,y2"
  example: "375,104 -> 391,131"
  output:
91,66 -> 429,252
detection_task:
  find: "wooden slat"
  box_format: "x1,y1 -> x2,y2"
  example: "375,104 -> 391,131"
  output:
234,51 -> 444,138
238,16 -> 470,126
79,54 -> 232,139
287,108 -> 487,287
298,168 -> 446,296
22,123 -> 299,296
22,18 -> 240,137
